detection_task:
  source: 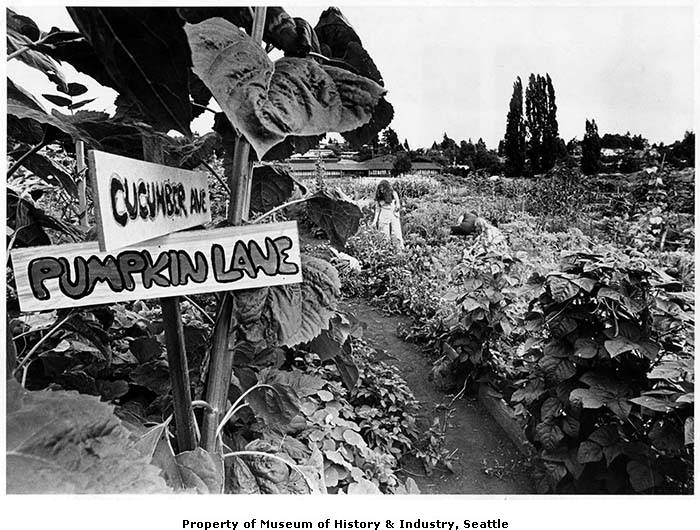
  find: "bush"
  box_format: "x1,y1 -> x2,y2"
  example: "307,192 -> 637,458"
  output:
510,250 -> 694,493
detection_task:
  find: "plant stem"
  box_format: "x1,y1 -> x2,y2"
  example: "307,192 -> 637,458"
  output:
199,160 -> 230,195
7,138 -> 48,179
199,5 -> 267,453
76,140 -> 88,228
252,196 -> 309,224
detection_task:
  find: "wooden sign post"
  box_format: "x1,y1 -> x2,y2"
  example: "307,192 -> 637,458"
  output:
89,149 -> 211,252
10,222 -> 302,312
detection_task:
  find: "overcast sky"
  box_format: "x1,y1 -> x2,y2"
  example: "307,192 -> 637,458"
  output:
7,2 -> 695,149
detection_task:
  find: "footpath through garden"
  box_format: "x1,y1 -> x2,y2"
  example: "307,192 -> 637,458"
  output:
341,298 -> 533,494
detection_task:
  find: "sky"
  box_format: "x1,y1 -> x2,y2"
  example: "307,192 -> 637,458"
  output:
6,2 -> 695,149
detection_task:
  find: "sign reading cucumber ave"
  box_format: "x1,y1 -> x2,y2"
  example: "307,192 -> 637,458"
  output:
89,150 -> 211,252
11,222 -> 302,312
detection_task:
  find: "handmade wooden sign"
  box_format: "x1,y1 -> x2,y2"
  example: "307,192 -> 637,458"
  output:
89,150 -> 211,252
11,222 -> 302,312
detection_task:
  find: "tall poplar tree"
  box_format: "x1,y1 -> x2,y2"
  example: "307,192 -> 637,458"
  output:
525,73 -> 560,173
581,118 -> 601,175
504,76 -> 526,177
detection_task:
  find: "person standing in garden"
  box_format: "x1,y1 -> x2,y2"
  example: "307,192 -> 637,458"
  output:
371,179 -> 404,248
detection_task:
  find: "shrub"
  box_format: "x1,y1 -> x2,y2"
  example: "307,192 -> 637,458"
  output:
510,250 -> 694,493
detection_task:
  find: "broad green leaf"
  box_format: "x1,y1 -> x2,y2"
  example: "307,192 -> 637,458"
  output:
185,18 -> 385,158
68,7 -> 193,135
6,381 -> 170,493
577,441 -> 603,463
306,188 -> 362,249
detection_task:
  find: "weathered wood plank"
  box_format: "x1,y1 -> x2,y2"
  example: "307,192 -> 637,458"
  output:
89,149 -> 211,252
11,221 -> 302,312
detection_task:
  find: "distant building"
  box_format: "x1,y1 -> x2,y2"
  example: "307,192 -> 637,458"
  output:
284,154 -> 442,179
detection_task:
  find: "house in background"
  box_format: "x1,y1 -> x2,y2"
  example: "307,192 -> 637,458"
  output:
284,153 -> 442,179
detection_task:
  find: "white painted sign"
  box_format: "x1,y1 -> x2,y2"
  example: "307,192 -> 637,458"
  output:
89,150 -> 211,252
11,222 -> 302,312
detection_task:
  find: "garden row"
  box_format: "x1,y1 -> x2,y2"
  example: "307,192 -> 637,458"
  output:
337,169 -> 694,493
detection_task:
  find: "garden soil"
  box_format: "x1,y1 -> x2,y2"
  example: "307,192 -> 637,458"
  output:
341,298 -> 534,495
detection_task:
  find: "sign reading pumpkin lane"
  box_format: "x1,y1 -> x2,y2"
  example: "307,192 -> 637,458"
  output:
89,150 -> 211,252
11,222 -> 302,312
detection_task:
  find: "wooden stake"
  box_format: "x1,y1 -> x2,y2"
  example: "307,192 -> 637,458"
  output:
142,136 -> 197,452
200,5 -> 267,452
76,140 -> 88,228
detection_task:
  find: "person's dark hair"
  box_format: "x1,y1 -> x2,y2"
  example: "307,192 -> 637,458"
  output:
375,180 -> 394,203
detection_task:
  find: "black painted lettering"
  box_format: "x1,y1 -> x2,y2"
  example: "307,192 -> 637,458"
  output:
28,257 -> 63,300
168,250 -> 180,285
177,185 -> 187,217
57,256 -> 90,299
117,251 -> 147,291
155,183 -> 166,216
273,236 -> 300,275
178,250 -> 208,284
142,251 -> 171,288
85,254 -> 123,294
232,241 -> 257,279
110,176 -> 128,227
123,179 -> 138,220
212,244 -> 243,282
137,180 -> 149,219
249,238 -> 279,276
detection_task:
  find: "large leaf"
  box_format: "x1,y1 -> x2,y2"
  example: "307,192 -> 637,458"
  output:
7,78 -> 82,142
185,17 -> 385,159
6,381 -> 170,493
177,7 -> 319,57
68,7 -> 192,135
570,372 -> 632,419
306,188 -> 362,249
250,165 -> 297,214
234,255 -> 341,348
7,188 -> 83,248
245,383 -> 305,434
314,7 -> 393,147
37,32 -> 117,89
15,152 -> 78,197
172,448 -> 225,494
7,9 -> 68,91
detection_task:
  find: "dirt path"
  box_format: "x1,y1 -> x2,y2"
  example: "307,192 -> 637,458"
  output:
341,298 -> 533,495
